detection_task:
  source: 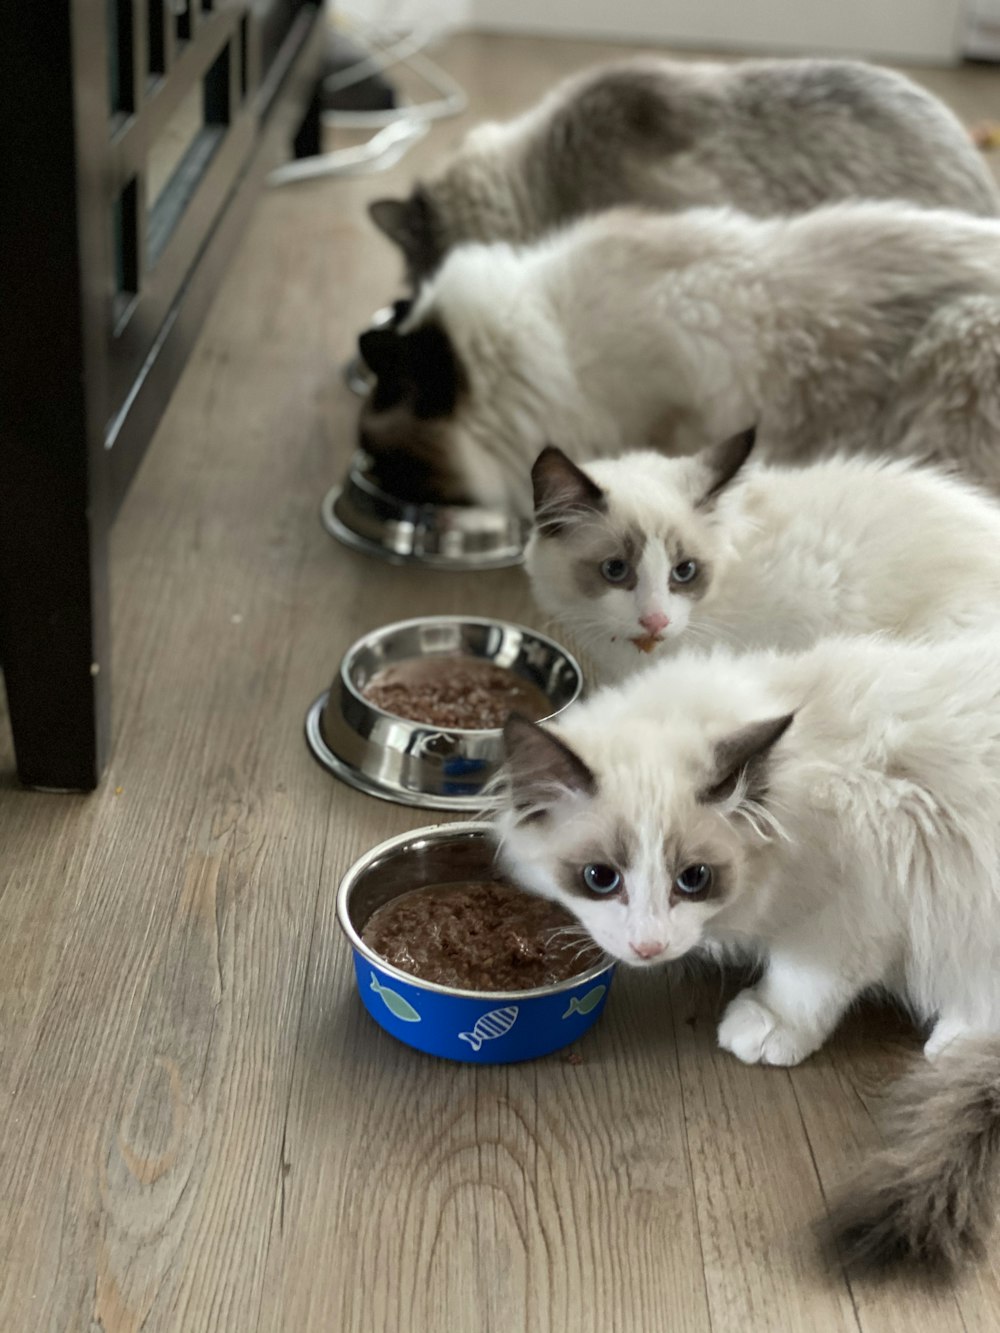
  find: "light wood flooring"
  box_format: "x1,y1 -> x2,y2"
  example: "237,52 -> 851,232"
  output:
2,31 -> 1000,1333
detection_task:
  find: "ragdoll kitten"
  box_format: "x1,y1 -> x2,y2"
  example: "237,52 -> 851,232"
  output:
526,433 -> 1000,682
368,57 -> 997,285
357,201 -> 1000,513
493,631 -> 1000,1273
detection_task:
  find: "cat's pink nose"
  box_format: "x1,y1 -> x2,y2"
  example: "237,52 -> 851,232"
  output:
639,611 -> 669,635
630,939 -> 665,960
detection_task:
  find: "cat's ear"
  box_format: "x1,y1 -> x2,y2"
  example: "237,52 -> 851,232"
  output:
503,714 -> 596,813
368,189 -> 440,274
368,198 -> 418,248
531,446 -> 606,536
699,712 -> 794,806
694,427 -> 757,507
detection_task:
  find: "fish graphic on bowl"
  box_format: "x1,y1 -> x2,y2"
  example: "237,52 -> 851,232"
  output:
458,1006 -> 519,1052
338,823 -> 616,1064
369,973 -> 421,1023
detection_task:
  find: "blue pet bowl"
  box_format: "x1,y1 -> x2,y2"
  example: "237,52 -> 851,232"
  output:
336,822 -> 616,1064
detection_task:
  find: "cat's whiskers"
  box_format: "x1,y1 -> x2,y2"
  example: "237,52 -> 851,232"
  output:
542,922 -> 591,944
686,613 -> 744,646
539,923 -> 608,968
735,796 -> 791,843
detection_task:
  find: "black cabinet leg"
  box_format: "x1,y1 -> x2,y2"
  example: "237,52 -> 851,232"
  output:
0,436 -> 109,791
292,81 -> 324,159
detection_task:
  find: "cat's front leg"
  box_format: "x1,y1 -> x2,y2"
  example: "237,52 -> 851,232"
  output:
718,952 -> 861,1067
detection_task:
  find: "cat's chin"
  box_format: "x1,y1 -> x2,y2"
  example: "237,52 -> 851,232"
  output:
592,636 -> 666,678
627,633 -> 667,655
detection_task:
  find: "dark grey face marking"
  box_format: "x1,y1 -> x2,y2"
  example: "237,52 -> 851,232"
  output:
668,549 -> 711,600
359,404 -> 469,504
580,863 -> 623,896
358,317 -> 470,501
663,835 -> 732,906
673,863 -> 713,900
601,556 -> 632,586
361,320 -> 465,420
559,859 -> 628,902
698,714 -> 795,805
671,860 -> 731,905
557,824 -> 637,901
573,530 -> 645,598
559,860 -> 616,901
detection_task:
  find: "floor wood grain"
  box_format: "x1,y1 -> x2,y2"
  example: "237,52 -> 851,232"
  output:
2,30 -> 999,1333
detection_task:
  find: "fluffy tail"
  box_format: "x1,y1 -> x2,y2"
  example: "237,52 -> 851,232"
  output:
827,1037 -> 1000,1275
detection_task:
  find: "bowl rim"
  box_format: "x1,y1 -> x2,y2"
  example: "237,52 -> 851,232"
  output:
338,614 -> 584,737
321,484 -> 528,572
336,820 -> 615,1002
344,450 -> 527,525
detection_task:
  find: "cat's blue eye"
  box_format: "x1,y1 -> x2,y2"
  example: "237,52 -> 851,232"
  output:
671,559 -> 699,584
582,863 -> 622,895
600,558 -> 632,585
675,864 -> 712,897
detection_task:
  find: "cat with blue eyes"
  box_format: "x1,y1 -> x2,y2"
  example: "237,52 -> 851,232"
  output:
525,430 -> 1000,683
492,631 -> 1000,1275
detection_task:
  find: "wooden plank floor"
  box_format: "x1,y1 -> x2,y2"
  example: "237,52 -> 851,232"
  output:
1,31 -> 999,1333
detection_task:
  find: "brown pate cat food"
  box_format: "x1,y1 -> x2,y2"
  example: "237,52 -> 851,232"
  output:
361,655 -> 551,730
361,880 -> 602,990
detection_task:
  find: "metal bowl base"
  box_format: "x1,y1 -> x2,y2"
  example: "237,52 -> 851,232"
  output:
320,484 -> 526,572
305,692 -> 486,812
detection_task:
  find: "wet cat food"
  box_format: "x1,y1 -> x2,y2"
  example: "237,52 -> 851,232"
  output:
361,880 -> 602,990
361,655 -> 551,730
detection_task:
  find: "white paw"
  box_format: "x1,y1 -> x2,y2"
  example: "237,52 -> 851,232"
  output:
924,1018 -> 970,1063
717,991 -> 816,1067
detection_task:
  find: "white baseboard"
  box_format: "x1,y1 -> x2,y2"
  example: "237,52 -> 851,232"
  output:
466,0 -> 967,64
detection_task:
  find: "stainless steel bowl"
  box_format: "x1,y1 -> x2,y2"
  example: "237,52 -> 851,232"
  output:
322,453 -> 529,571
342,305 -> 394,397
305,616 -> 583,809
337,822 -> 615,1063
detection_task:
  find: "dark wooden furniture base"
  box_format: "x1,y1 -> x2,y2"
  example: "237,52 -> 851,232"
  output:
0,1 -> 326,790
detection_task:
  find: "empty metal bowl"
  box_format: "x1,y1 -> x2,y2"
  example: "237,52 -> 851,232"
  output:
322,453 -> 529,571
337,821 -> 616,1063
305,615 -> 583,810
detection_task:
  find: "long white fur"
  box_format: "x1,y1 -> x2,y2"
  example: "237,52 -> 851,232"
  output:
494,633 -> 1000,1059
527,450 -> 1000,682
405,202 -> 1000,514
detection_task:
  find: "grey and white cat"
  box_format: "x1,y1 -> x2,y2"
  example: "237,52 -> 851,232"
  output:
526,434 -> 1000,682
494,631 -> 1000,1273
357,202 -> 1000,513
368,57 -> 998,285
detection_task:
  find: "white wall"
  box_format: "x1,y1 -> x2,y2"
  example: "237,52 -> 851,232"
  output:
337,0 -> 471,31
466,0 -> 967,64
965,0 -> 1000,56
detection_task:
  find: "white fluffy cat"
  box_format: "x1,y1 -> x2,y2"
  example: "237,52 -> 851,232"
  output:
526,433 -> 1000,682
358,202 -> 1000,513
493,632 -> 1000,1273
